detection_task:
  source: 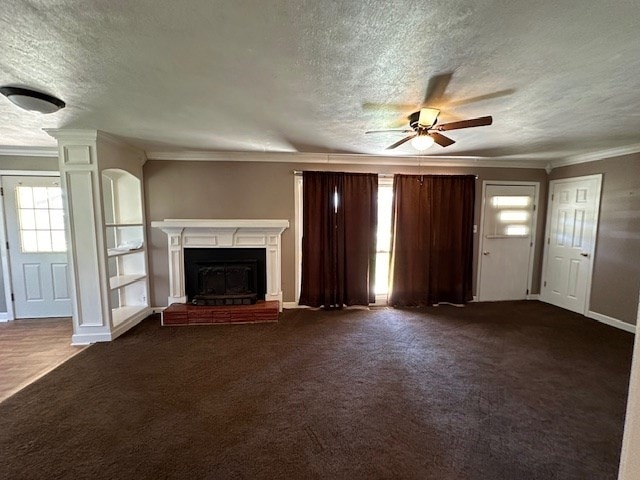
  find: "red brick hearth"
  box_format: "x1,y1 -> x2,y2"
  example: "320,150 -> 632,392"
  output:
162,300 -> 279,326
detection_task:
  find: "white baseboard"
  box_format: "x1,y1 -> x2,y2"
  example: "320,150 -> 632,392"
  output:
283,301 -> 311,309
71,332 -> 114,345
587,310 -> 636,334
526,294 -> 540,300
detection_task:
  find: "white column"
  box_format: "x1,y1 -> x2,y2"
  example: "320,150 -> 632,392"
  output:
618,294 -> 640,479
165,227 -> 186,305
49,130 -> 111,344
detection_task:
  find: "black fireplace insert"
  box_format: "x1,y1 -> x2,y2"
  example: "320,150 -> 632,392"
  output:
184,248 -> 266,306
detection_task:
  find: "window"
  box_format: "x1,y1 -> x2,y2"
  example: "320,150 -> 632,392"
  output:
486,195 -> 532,237
375,177 -> 393,295
16,185 -> 66,252
294,174 -> 394,304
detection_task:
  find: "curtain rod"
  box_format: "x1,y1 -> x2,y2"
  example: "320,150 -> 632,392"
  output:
291,170 -> 478,179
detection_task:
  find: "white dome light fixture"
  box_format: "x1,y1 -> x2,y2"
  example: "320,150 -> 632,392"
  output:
0,86 -> 66,114
411,133 -> 435,151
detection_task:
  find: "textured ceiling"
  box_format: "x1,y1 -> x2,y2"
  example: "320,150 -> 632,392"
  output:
1,0 -> 639,163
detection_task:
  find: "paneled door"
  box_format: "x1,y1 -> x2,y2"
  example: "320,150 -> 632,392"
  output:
2,176 -> 72,318
478,184 -> 537,301
541,175 -> 602,314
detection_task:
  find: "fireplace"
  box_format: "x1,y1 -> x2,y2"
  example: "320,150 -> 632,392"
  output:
184,248 -> 266,305
151,219 -> 289,310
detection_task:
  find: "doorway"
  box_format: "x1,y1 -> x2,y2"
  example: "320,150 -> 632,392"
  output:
1,175 -> 72,319
477,182 -> 539,301
540,174 -> 602,314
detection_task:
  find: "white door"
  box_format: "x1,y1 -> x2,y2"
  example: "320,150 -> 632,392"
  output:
2,176 -> 72,318
541,175 -> 602,314
478,184 -> 537,301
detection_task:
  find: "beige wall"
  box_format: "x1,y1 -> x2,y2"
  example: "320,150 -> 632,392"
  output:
549,154 -> 640,325
143,159 -> 547,306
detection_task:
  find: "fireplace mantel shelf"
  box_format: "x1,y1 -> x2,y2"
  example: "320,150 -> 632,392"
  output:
152,219 -> 289,309
151,219 -> 289,232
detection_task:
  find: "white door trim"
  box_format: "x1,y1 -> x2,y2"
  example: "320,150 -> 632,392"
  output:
0,171 -> 62,322
540,174 -> 602,315
476,180 -> 540,302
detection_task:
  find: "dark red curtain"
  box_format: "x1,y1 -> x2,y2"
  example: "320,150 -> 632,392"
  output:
299,171 -> 378,308
388,175 -> 475,307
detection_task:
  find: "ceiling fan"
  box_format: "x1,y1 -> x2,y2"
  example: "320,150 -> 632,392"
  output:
364,72 -> 504,150
366,108 -> 493,150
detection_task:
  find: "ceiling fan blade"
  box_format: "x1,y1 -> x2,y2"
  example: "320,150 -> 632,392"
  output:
422,72 -> 454,106
430,132 -> 455,147
365,129 -> 413,134
437,116 -> 493,131
386,134 -> 416,150
447,89 -> 516,107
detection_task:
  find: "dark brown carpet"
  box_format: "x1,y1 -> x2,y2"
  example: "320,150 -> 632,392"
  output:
0,301 -> 633,479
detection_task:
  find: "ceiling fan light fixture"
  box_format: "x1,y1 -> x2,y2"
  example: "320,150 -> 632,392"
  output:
411,134 -> 435,151
0,86 -> 66,114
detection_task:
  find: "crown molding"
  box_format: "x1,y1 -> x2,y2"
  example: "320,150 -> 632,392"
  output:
0,146 -> 58,157
548,143 -> 640,170
145,150 -> 549,169
43,129 -> 147,164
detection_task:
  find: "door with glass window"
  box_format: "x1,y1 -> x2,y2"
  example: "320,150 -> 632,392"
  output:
478,183 -> 537,301
2,176 -> 72,318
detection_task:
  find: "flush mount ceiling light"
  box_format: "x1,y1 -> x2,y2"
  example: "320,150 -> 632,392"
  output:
0,86 -> 66,114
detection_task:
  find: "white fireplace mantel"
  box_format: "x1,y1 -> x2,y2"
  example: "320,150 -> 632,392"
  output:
152,219 -> 289,308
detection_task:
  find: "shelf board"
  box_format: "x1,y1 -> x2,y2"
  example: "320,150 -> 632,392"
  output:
105,223 -> 144,227
109,274 -> 146,290
107,247 -> 145,257
112,304 -> 148,327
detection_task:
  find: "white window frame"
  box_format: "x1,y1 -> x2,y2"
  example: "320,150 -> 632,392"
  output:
293,174 -> 393,308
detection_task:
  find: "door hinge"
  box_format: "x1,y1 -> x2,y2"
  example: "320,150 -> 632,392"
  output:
533,204 -> 536,211
10,293 -> 14,302
5,241 -> 8,250
0,187 -> 3,196
544,281 -> 547,287
551,193 -> 554,201
526,289 -> 529,295
547,237 -> 550,244
530,241 -> 533,247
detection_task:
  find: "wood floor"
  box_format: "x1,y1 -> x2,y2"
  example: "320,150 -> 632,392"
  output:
0,318 -> 85,403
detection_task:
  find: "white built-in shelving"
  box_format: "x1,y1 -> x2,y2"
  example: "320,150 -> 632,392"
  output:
49,129 -> 151,344
103,168 -> 149,328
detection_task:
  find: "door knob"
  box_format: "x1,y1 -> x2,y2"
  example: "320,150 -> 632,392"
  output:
483,251 -> 490,255
579,252 -> 589,257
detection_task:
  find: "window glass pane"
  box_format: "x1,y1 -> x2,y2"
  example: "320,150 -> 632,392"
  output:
492,196 -> 530,207
21,231 -> 38,252
36,231 -> 52,252
47,187 -> 63,209
51,231 -> 67,251
17,187 -> 33,208
375,252 -> 389,295
34,209 -> 51,229
15,185 -> 67,253
19,209 -> 36,230
32,187 -> 49,208
375,181 -> 394,296
49,209 -> 65,230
